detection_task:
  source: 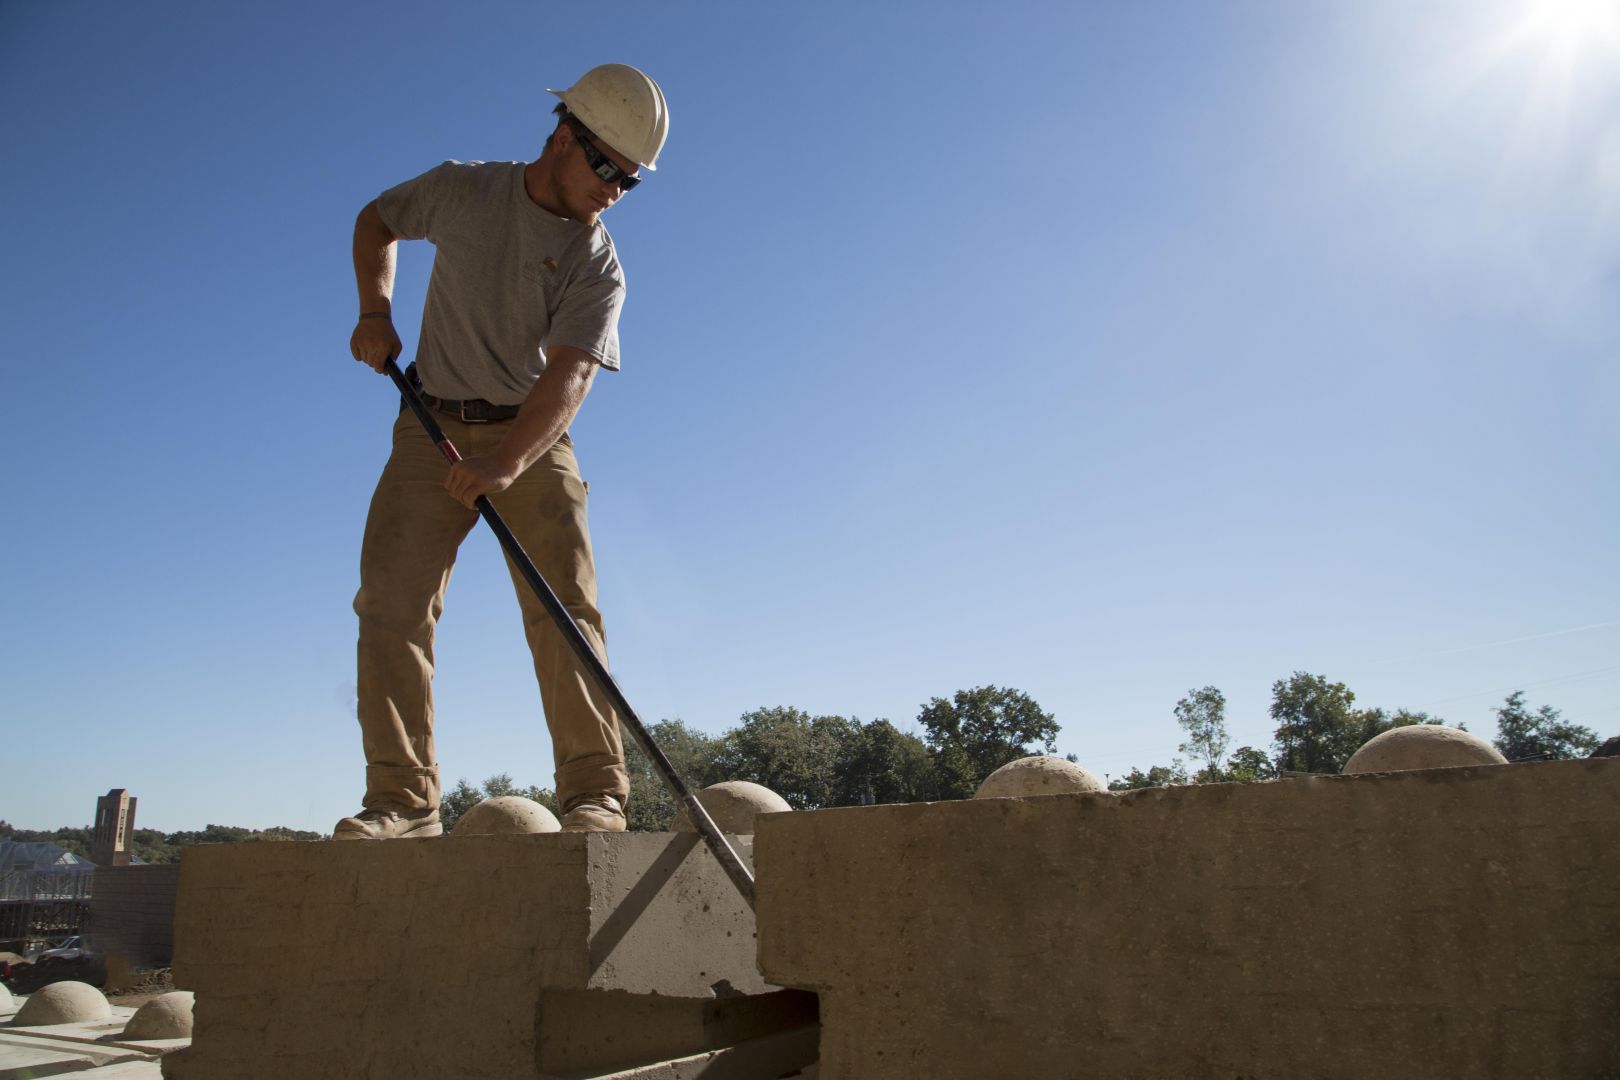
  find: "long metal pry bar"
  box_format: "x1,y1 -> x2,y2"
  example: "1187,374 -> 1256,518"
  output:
382,358 -> 757,910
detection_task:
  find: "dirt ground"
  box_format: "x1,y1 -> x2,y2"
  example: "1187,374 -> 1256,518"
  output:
107,967 -> 177,1008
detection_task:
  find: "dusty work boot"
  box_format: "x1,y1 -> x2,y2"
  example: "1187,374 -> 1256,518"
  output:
560,793 -> 627,833
333,805 -> 443,840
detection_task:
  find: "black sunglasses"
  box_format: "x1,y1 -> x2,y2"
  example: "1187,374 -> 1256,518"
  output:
575,131 -> 641,191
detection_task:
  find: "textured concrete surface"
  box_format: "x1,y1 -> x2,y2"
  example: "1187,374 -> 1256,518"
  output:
1344,724 -> 1508,773
13,980 -> 110,1025
757,759 -> 1620,1079
168,832 -> 799,1079
0,1001 -> 167,1078
973,754 -> 1107,798
452,796 -> 561,835
123,992 -> 195,1040
673,782 -> 791,834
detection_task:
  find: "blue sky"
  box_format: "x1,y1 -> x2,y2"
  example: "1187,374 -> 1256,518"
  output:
3,0 -> 1615,832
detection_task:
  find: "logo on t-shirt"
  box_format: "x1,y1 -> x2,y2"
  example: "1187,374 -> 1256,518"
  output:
521,256 -> 559,282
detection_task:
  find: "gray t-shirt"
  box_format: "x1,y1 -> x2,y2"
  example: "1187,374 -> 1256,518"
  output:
376,160 -> 625,405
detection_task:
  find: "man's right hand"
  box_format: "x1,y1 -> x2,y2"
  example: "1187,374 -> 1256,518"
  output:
351,315 -> 402,373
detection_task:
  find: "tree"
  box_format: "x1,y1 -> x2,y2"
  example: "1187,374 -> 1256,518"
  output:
712,707 -> 861,810
918,686 -> 1060,799
624,719 -> 723,830
1,820 -> 321,862
438,774 -> 561,833
827,719 -> 932,807
1269,673 -> 1463,774
1107,761 -> 1189,791
1223,745 -> 1277,783
1356,707 -> 1452,731
438,779 -> 484,832
1269,672 -> 1378,774
1493,692 -> 1599,761
1175,686 -> 1230,782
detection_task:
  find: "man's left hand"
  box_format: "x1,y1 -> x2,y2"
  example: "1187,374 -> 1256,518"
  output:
445,456 -> 517,509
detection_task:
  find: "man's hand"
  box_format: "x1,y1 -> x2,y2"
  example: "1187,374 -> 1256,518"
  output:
351,315 -> 402,373
445,455 -> 518,509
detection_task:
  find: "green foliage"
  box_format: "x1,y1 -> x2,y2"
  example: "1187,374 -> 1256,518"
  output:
1222,745 -> 1277,783
1116,675 -> 1459,787
712,707 -> 859,811
1268,672 -> 1368,774
1356,707 -> 1453,732
0,820 -> 321,864
700,709 -> 933,813
439,774 -> 560,833
1107,762 -> 1190,791
0,824 -> 94,859
1492,691 -> 1599,761
918,686 -> 1059,799
625,719 -> 724,831
438,779 -> 483,833
472,687 -> 1046,828
438,709 -> 939,833
1269,672 -> 1458,774
831,719 -> 933,807
131,829 -> 177,864
1174,686 -> 1230,781
4,686 -> 1057,850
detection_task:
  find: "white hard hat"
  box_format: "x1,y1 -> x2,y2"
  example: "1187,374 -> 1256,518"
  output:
547,63 -> 669,171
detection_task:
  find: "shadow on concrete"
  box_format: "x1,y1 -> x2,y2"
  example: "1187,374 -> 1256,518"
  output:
588,831 -> 700,976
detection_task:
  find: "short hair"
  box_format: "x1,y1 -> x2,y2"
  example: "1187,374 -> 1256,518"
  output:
547,104 -> 595,156
552,104 -> 588,138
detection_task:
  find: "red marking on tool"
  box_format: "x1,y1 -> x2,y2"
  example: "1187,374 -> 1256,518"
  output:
440,441 -> 461,463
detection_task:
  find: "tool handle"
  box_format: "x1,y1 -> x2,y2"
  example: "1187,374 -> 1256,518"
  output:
381,358 -> 757,909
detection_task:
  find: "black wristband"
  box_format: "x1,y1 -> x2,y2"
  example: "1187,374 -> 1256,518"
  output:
360,311 -> 392,320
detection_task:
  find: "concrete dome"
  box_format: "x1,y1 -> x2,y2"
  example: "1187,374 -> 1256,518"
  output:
452,796 -> 561,835
1344,725 -> 1508,774
674,781 -> 791,834
14,981 -> 111,1026
975,755 -> 1108,799
123,991 -> 195,1040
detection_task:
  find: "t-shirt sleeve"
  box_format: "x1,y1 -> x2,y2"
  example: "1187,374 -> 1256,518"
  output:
548,238 -> 626,371
374,161 -> 471,243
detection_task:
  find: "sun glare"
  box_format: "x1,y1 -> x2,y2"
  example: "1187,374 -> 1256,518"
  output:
1461,0 -> 1620,151
1518,0 -> 1620,58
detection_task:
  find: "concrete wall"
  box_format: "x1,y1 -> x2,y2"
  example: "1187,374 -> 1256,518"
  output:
166,832 -> 813,1080
756,759 -> 1620,1079
90,864 -> 180,968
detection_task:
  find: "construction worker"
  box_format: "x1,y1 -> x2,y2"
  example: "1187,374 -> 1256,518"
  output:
338,64 -> 669,839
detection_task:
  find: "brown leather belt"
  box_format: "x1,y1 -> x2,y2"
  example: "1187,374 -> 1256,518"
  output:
404,363 -> 520,423
420,390 -> 520,423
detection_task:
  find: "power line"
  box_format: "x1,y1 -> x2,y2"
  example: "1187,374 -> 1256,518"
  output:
1415,662 -> 1620,710
1366,620 -> 1620,668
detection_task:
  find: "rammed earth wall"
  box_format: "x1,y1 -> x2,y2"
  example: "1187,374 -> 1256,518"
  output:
756,759 -> 1620,1079
165,833 -> 814,1079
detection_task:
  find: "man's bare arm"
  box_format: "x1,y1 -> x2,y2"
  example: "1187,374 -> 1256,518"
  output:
350,200 -> 402,372
443,346 -> 600,508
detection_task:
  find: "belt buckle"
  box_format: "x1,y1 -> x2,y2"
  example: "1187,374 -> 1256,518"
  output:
459,401 -> 485,424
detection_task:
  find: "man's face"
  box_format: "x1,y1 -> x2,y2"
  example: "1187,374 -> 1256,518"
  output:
558,126 -> 641,225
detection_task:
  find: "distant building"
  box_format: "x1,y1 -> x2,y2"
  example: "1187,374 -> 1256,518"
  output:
0,841 -> 94,946
91,789 -> 137,867
0,842 -> 93,875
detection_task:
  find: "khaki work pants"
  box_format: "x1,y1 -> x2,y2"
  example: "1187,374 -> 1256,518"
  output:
352,409 -> 628,814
